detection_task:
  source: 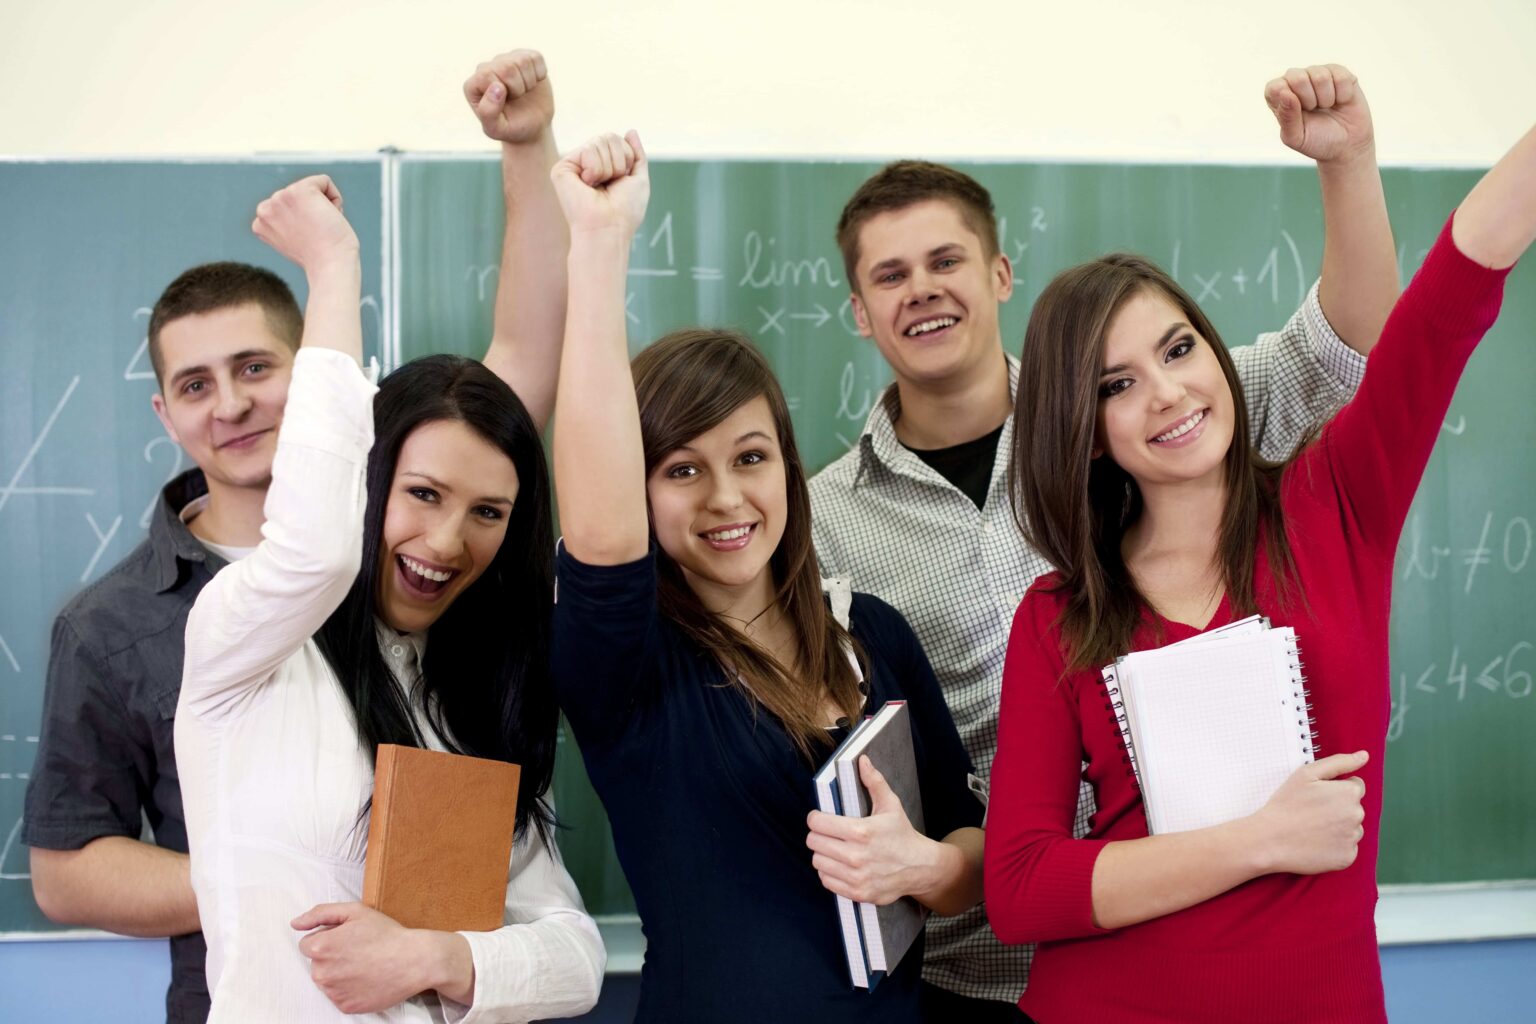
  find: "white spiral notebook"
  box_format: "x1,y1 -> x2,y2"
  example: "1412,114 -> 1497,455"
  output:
1100,616 -> 1316,835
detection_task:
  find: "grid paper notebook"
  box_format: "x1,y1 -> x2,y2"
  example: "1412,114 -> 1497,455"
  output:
1100,617 -> 1315,835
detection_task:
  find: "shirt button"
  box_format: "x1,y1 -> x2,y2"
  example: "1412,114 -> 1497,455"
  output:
391,645 -> 405,658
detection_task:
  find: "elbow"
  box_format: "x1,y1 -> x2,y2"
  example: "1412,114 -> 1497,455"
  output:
30,853 -> 85,926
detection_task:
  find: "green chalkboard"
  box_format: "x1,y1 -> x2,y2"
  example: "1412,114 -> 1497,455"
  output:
398,157 -> 1536,905
0,158 -> 388,934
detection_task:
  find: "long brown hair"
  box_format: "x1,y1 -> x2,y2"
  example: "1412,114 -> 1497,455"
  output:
1008,253 -> 1300,671
632,329 -> 865,758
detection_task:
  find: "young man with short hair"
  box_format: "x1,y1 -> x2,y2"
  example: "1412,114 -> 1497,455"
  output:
22,48 -> 568,1023
809,66 -> 1398,1020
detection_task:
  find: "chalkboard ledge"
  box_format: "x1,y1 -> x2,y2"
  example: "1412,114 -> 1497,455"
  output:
1377,882 -> 1536,945
7,891 -> 1535,966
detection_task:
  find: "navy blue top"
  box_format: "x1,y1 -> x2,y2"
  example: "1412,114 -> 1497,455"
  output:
553,547 -> 982,1024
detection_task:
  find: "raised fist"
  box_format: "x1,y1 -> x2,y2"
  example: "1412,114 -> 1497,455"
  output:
251,176 -> 358,272
465,49 -> 555,146
1265,64 -> 1374,164
549,130 -> 650,237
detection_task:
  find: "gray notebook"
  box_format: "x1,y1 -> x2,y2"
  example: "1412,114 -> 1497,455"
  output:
834,701 -> 929,976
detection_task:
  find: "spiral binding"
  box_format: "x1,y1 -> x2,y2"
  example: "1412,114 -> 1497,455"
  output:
1283,633 -> 1319,761
1098,664 -> 1142,788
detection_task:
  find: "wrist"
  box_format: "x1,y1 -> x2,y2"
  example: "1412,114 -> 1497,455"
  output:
1227,812 -> 1277,877
501,130 -> 559,170
304,250 -> 361,287
909,835 -> 959,905
417,929 -> 475,1002
1315,141 -> 1379,175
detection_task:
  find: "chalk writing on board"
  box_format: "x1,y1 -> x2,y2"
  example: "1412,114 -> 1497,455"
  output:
0,818 -> 27,881
124,307 -> 157,381
81,513 -> 123,584
739,232 -> 842,290
630,212 -> 678,278
836,361 -> 875,424
1170,231 -> 1306,308
138,437 -> 186,530
1399,513 -> 1532,590
757,305 -> 834,335
0,377 -> 93,518
1389,639 -> 1534,741
690,266 -> 724,282
0,634 -> 19,673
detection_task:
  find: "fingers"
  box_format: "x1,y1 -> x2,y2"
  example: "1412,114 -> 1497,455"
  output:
1306,750 -> 1369,781
626,129 -> 647,171
574,132 -> 638,187
290,901 -> 360,931
858,755 -> 904,816
474,76 -> 506,122
1282,67 -> 1320,111
1264,77 -> 1305,150
489,49 -> 547,98
805,808 -> 868,843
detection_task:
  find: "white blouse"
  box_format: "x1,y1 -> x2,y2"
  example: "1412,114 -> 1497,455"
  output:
175,348 -> 604,1023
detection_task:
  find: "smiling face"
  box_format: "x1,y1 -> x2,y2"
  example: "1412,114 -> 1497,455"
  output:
150,303 -> 296,494
376,418 -> 521,634
849,199 -> 1013,394
1095,288 -> 1236,494
645,395 -> 788,616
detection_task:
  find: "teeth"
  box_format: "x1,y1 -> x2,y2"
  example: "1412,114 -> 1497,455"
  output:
704,526 -> 752,542
402,556 -> 454,582
1154,409 -> 1206,442
905,316 -> 957,337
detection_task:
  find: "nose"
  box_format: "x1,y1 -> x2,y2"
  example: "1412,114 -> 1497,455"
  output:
705,472 -> 744,514
1147,364 -> 1186,411
214,380 -> 254,422
423,513 -> 466,563
904,265 -> 940,306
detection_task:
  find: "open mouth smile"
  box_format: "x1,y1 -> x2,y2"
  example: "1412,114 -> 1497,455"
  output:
1149,408 -> 1209,447
396,554 -> 460,599
904,315 -> 959,338
700,522 -> 757,551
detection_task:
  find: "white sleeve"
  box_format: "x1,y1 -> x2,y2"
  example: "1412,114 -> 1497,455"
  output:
443,819 -> 607,1024
179,348 -> 378,721
1230,279 -> 1368,463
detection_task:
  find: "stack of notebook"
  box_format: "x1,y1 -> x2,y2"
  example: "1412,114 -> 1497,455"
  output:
1101,616 -> 1316,835
812,700 -> 928,990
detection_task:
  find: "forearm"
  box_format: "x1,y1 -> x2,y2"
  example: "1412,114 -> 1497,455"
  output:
1089,816 -> 1265,930
912,827 -> 984,916
30,838 -> 200,937
553,231 -> 651,564
1454,123 -> 1536,270
301,256 -> 364,363
484,133 -> 567,429
1316,148 -> 1399,354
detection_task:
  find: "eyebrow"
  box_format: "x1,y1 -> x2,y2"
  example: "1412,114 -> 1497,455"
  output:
866,243 -> 965,280
669,429 -> 777,455
399,470 -> 515,507
166,348 -> 282,388
1099,323 -> 1190,377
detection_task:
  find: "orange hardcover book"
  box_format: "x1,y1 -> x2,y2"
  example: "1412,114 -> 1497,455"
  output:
362,744 -> 521,932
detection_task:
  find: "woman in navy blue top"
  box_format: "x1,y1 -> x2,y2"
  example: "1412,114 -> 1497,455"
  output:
547,132 -> 986,1023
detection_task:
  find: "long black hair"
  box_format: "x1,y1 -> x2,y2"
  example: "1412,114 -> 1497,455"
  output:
315,354 -> 558,840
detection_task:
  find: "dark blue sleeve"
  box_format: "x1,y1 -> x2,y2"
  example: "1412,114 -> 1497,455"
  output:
551,544 -> 664,750
852,594 -> 983,841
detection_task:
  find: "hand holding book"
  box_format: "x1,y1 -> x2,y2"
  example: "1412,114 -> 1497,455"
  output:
1243,750 -> 1369,876
806,755 -> 940,906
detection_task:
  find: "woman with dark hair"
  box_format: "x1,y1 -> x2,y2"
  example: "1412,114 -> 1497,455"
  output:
175,177 -> 603,1022
984,99 -> 1536,1022
545,133 -> 984,1023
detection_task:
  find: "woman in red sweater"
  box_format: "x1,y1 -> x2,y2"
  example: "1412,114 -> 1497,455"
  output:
984,80 -> 1536,1023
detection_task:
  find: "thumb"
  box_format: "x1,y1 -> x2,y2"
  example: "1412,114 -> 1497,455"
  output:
1308,750 -> 1369,781
291,901 -> 360,932
1265,80 -> 1305,148
860,755 -> 903,816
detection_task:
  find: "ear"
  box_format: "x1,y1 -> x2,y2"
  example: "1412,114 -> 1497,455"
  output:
150,392 -> 181,445
993,252 -> 1015,303
848,293 -> 874,339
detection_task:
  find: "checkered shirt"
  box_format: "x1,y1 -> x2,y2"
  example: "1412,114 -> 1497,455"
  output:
808,281 -> 1364,1004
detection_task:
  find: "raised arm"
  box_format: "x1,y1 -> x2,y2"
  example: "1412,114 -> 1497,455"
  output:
1266,64 -> 1398,355
1453,123 -> 1536,270
551,132 -> 652,566
180,179 -> 371,718
465,49 -> 566,430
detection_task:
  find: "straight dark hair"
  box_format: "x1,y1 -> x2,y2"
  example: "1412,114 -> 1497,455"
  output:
1009,253 -> 1300,671
315,355 -> 558,839
632,329 -> 865,760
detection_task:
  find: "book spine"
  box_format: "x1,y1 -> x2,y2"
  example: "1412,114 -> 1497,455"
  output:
361,744 -> 397,910
1283,633 -> 1318,761
1098,665 -> 1140,788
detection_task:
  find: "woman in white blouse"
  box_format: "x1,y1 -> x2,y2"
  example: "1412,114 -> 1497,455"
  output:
174,176 -> 604,1022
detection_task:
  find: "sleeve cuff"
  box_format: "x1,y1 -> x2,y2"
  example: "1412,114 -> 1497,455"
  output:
1303,279 -> 1368,393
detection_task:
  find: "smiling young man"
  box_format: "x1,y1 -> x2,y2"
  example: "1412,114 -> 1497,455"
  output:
807,66 -> 1400,1021
22,47 -> 568,1024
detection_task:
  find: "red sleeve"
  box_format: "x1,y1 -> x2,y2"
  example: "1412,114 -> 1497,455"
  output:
1290,214 -> 1512,558
984,584 -> 1113,943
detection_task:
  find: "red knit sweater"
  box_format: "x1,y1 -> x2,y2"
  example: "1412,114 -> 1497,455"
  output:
985,217 -> 1511,1024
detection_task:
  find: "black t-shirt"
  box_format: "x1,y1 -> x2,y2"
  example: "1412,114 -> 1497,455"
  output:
905,424 -> 1004,510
